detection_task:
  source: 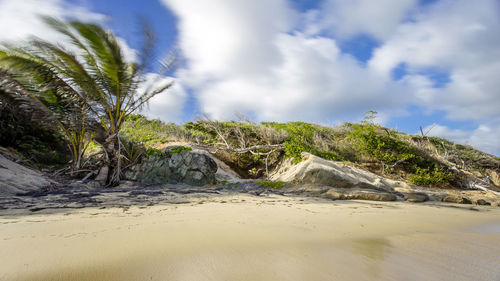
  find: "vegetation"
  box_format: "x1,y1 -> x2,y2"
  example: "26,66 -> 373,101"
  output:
0,18 -> 173,185
122,114 -> 188,147
0,90 -> 69,166
145,148 -> 166,157
170,145 -> 192,154
254,180 -> 286,189
0,19 -> 496,189
408,167 -> 450,186
264,122 -> 343,163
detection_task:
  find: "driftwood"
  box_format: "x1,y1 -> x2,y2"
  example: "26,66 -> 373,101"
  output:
194,144 -> 283,179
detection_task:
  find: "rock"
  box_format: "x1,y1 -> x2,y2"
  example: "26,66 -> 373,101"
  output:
95,166 -> 109,184
442,195 -> 472,204
321,189 -> 343,200
403,192 -> 429,203
193,149 -> 241,182
472,198 -> 490,206
321,188 -> 397,202
168,150 -> 217,186
0,153 -> 53,195
124,150 -> 217,186
487,170 -> 500,187
124,155 -> 170,185
285,184 -> 332,195
270,153 -> 408,191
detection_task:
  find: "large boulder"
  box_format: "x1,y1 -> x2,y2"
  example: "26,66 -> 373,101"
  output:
0,153 -> 53,195
168,149 -> 217,185
270,152 -> 409,191
190,149 -> 241,182
124,149 -> 217,186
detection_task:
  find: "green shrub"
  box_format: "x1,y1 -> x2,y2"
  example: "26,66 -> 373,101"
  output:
120,136 -> 146,166
254,180 -> 286,189
409,167 -> 450,186
0,95 -> 70,166
346,123 -> 431,170
122,114 -> 187,146
264,122 -> 342,163
145,148 -> 166,157
170,145 -> 192,154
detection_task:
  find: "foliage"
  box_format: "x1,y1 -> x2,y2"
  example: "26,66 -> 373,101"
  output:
170,145 -> 192,154
0,18 -> 174,185
0,91 -> 69,166
360,110 -> 378,125
122,114 -> 188,146
254,180 -> 286,189
120,135 -> 146,167
409,167 -> 450,186
264,122 -> 342,163
145,148 -> 166,157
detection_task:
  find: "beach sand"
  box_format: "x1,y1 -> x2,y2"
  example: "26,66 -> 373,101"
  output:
1,194 -> 499,281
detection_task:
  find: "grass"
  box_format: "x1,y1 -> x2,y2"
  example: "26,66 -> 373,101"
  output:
254,180 -> 287,189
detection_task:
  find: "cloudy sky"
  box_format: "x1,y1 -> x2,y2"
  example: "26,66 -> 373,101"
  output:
1,0 -> 499,155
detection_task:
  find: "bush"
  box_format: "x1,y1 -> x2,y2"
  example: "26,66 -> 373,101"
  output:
145,148 -> 166,157
0,93 -> 70,166
254,180 -> 286,189
346,123 -> 433,171
170,145 -> 192,154
264,122 -> 342,163
409,167 -> 450,186
122,114 -> 187,146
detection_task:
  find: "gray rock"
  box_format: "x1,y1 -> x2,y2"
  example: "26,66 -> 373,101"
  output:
124,150 -> 217,186
0,153 -> 53,195
442,195 -> 472,204
321,188 -> 397,202
285,184 -> 332,195
403,192 -> 429,203
271,153 -> 410,191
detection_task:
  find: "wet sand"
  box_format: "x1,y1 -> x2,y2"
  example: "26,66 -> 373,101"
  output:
1,194 -> 499,281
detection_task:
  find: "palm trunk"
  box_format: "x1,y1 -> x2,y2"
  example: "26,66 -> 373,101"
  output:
95,129 -> 122,187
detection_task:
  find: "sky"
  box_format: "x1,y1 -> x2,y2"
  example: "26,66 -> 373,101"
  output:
0,0 -> 499,155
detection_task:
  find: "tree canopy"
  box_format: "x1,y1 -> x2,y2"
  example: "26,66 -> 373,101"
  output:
0,17 -> 174,186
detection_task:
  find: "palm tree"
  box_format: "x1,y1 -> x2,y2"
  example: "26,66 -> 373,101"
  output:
0,17 -> 173,186
0,68 -> 92,172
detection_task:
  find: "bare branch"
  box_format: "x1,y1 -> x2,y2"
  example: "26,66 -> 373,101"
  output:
194,144 -> 283,154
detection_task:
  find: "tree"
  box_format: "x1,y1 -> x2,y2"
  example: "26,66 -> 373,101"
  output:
0,17 -> 173,186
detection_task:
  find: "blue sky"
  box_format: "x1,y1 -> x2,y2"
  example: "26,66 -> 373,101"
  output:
1,0 -> 499,155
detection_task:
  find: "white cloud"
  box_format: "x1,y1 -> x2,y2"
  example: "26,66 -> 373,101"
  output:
0,0 -> 180,121
425,123 -> 500,156
0,0 -> 140,62
138,73 -> 187,122
317,0 -> 418,40
161,0 -> 406,123
369,0 -> 500,122
0,0 -> 106,43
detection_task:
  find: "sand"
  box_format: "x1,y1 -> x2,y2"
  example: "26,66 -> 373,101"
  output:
1,194 -> 500,281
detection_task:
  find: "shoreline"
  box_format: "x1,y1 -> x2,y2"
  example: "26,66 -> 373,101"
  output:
1,193 -> 500,281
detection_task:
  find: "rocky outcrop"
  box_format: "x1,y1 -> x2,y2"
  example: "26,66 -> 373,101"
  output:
270,152 -> 500,205
191,149 -> 241,182
402,192 -> 429,203
0,154 -> 53,194
168,149 -> 218,185
124,149 -> 217,186
320,188 -> 397,201
271,152 -> 410,191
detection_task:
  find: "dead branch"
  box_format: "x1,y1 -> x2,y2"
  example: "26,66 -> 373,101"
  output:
194,144 -> 283,153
